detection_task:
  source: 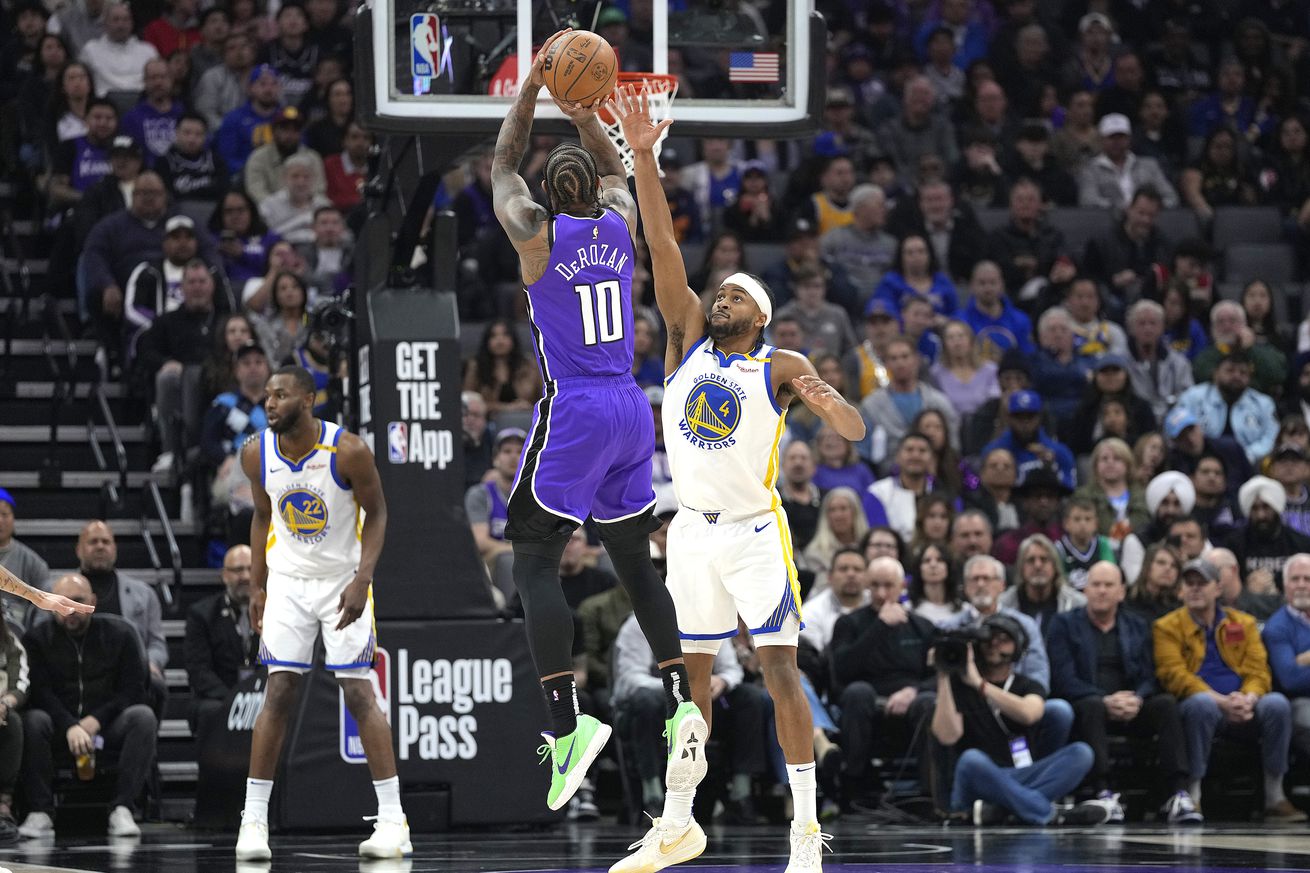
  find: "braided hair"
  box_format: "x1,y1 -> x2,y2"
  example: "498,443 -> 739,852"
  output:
544,143 -> 601,215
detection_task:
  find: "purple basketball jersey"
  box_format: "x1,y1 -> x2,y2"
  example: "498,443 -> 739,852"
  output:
523,209 -> 635,380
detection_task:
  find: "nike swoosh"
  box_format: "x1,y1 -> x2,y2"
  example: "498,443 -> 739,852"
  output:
659,829 -> 691,854
754,522 -> 772,533
795,765 -> 814,772
556,738 -> 575,775
269,468 -> 284,473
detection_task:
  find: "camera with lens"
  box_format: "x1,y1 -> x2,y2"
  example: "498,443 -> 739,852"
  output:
933,627 -> 990,675
307,299 -> 354,349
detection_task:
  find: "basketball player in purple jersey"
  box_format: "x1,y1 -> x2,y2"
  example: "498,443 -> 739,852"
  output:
490,30 -> 706,822
609,88 -> 866,872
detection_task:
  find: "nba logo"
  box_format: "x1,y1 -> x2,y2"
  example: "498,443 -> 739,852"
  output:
387,422 -> 407,463
411,14 -> 441,78
340,648 -> 390,764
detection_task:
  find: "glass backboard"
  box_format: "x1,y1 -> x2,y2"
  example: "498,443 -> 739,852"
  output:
356,0 -> 824,137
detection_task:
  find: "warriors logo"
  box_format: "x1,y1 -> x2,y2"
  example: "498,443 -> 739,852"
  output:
683,379 -> 742,444
278,486 -> 330,543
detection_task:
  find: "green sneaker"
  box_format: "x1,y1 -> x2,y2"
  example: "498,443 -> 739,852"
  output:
663,701 -> 709,793
538,715 -> 612,811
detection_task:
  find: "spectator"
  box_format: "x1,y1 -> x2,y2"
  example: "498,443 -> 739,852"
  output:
215,63 -> 282,176
460,390 -> 493,490
48,98 -> 119,210
965,348 -> 1055,457
245,106 -> 326,204
821,185 -> 896,296
993,467 -> 1068,567
1259,116 -> 1310,247
901,296 -> 944,365
722,160 -> 781,242
1076,438 -> 1150,542
778,441 -> 823,553
304,0 -> 351,66
1002,121 -> 1076,207
1135,432 -> 1167,489
1173,350 -> 1278,465
1031,307 -> 1092,421
931,319 -> 999,420
842,299 -> 898,400
1132,89 -> 1188,179
1082,188 -> 1172,312
72,134 -> 148,253
258,154 -> 333,245
1161,278 -> 1212,363
1046,561 -> 1198,823
142,0 -> 200,57
461,317 -> 540,414
189,8 -> 232,81
155,112 -> 227,215
949,555 -> 1050,691
1168,515 -> 1212,566
862,431 -> 946,543
1055,495 -> 1120,591
199,340 -> 268,480
819,86 -> 882,174
932,610 -> 1106,826
80,2 -> 159,99
871,233 -> 958,320
464,428 -> 523,574
1227,476 -> 1310,590
987,178 -> 1074,293
47,0 -> 106,50
1163,406 -> 1252,484
1153,558 -> 1304,822
1180,128 -> 1258,223
296,206 -> 351,299
1098,51 -> 1148,120
799,548 -> 869,655
1050,89 -> 1101,174
629,315 -> 663,390
1210,547 -> 1281,622
303,78 -> 353,156
1067,355 -> 1157,456
950,508 -> 995,563
831,556 -> 937,809
119,58 -> 183,165
183,544 -> 259,739
811,425 -> 873,494
803,487 -> 870,592
1262,554 -> 1310,745
324,120 -> 370,212
909,542 -> 963,627
1188,59 -> 1255,139
137,260 -> 227,470
1124,299 -> 1194,421
1191,453 -> 1242,539
1125,542 -> 1184,624
1242,280 -> 1286,353
611,612 -> 769,823
887,180 -> 987,282
252,271 -> 308,364
1061,12 -> 1116,93
965,448 -> 1019,535
678,137 -> 742,231
19,574 -> 156,839
1078,115 -> 1179,211
195,32 -> 257,131
1120,470 -> 1196,583
860,339 -> 959,466
951,126 -> 1008,210
211,190 -> 279,290
261,3 -> 318,107
1192,301 -> 1287,399
960,261 -> 1035,362
202,311 -> 256,401
1065,278 -> 1129,358
1000,533 -> 1087,633
795,154 -> 857,238
1271,442 -> 1310,536
124,213 -> 202,354
687,230 -> 747,301
0,490 -> 50,627
878,76 -> 959,187
37,58 -> 94,165
981,391 -> 1076,490
1147,19 -> 1211,106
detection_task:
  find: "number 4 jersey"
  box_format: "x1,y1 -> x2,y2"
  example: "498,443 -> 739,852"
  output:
261,420 -> 363,578
524,208 -> 634,379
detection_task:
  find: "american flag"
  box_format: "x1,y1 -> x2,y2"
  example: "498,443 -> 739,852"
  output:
728,52 -> 780,83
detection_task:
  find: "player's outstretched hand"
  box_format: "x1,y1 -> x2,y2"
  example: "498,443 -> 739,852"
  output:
336,578 -> 370,631
791,375 -> 841,412
605,85 -> 673,153
528,28 -> 571,89
31,590 -> 95,617
551,96 -> 598,124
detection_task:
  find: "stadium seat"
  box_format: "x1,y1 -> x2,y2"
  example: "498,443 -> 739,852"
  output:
743,242 -> 787,272
1216,281 -> 1293,325
1155,208 -> 1202,244
1213,207 -> 1285,250
1223,243 -> 1297,284
975,208 -> 1009,234
1049,208 -> 1111,262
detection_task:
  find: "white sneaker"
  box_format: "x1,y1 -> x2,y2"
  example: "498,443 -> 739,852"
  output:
151,452 -> 175,473
1096,790 -> 1126,824
107,805 -> 140,837
664,702 -> 709,794
358,817 -> 412,858
784,821 -> 832,872
235,815 -> 271,861
1162,790 -> 1204,825
17,811 -> 53,838
609,816 -> 706,873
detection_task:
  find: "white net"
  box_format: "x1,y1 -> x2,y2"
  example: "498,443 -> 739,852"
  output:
598,74 -> 679,178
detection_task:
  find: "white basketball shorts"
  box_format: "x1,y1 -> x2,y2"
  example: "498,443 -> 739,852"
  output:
666,508 -> 803,655
258,569 -> 377,677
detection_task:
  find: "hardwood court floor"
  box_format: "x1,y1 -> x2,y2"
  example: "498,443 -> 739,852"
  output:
0,820 -> 1309,872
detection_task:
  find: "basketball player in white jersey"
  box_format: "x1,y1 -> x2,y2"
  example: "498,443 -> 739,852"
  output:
607,91 -> 866,873
234,366 -> 410,861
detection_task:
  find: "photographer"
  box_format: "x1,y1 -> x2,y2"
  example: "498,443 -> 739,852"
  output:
830,556 -> 937,809
931,613 -> 1112,826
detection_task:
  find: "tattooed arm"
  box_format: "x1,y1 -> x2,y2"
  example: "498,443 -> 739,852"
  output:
0,565 -> 94,616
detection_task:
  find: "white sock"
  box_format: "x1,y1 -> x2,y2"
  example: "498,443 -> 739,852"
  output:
661,788 -> 695,827
373,776 -> 405,822
787,762 -> 817,828
243,778 -> 274,824
1265,772 -> 1288,807
1188,778 -> 1202,805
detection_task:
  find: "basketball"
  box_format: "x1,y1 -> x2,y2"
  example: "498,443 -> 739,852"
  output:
542,30 -> 619,106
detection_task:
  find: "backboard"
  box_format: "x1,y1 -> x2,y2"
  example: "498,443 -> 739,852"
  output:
356,0 -> 825,138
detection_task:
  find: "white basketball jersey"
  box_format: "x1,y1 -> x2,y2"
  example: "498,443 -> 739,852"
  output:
663,336 -> 788,520
261,420 -> 361,578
